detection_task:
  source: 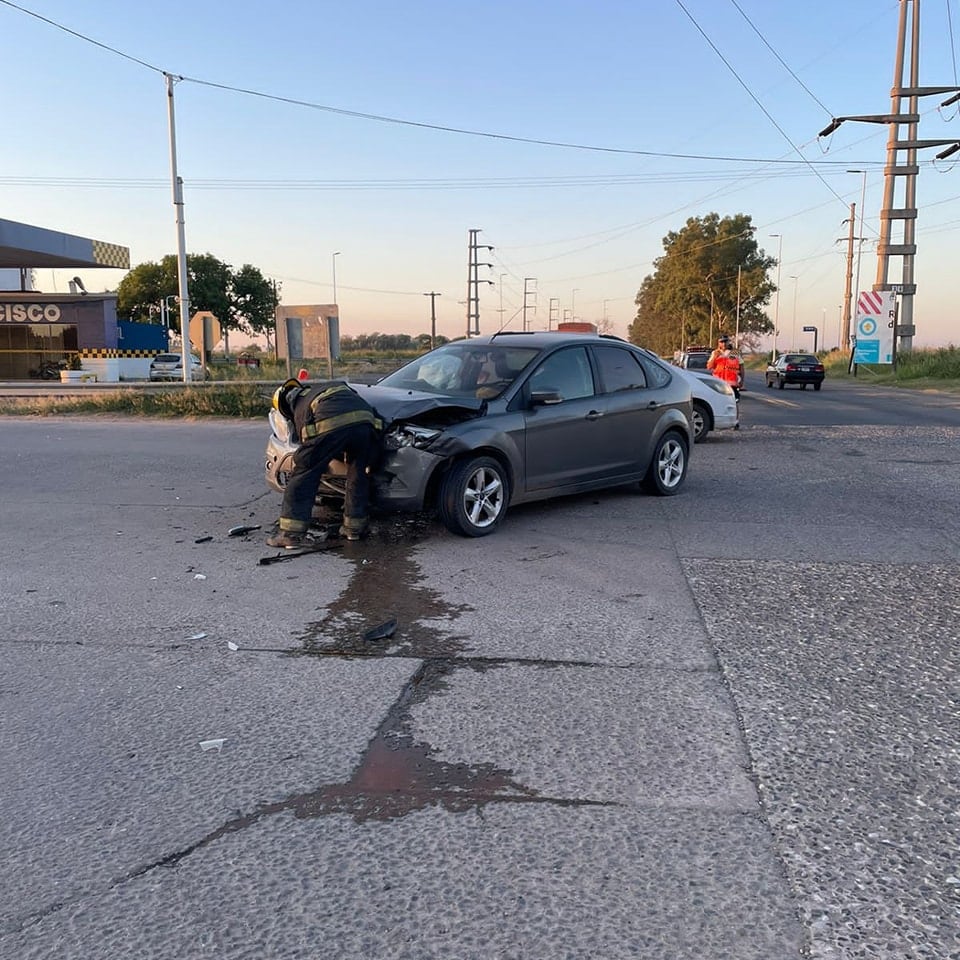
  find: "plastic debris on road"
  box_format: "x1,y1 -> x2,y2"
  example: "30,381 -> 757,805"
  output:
258,542 -> 342,565
228,524 -> 261,537
227,641 -> 239,651
186,632 -> 207,641
363,618 -> 397,642
199,739 -> 226,752
193,573 -> 207,580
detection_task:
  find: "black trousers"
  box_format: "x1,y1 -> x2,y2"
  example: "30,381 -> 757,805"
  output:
278,424 -> 380,533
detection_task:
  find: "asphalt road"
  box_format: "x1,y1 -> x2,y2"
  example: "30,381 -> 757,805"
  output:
1,382 -> 958,959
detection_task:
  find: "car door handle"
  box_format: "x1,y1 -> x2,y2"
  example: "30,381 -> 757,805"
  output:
585,410 -> 604,421
646,401 -> 659,410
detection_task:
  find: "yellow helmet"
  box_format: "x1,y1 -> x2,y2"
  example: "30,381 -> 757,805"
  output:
272,378 -> 306,421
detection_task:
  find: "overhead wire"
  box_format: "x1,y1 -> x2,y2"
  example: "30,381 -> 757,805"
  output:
0,0 -> 911,168
727,0 -> 834,116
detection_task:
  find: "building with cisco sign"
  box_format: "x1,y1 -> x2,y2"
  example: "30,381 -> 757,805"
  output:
0,217 -> 160,381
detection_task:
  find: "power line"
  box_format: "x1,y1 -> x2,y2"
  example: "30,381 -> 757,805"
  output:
727,0 -> 834,116
674,0 -> 850,210
0,0 -> 163,72
0,0 -> 920,169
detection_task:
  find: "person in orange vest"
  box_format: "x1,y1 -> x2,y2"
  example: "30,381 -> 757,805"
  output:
707,336 -> 742,398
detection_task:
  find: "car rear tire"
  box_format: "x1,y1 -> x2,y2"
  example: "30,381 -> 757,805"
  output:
439,456 -> 509,537
814,382 -> 822,391
778,378 -> 785,390
641,431 -> 688,496
691,401 -> 711,443
766,377 -> 773,388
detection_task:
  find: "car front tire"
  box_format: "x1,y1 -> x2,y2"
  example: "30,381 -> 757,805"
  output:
439,456 -> 509,537
641,430 -> 688,496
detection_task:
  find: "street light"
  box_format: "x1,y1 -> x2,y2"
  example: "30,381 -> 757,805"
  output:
332,251 -> 341,306
846,170 -> 867,341
159,294 -> 179,330
769,234 -> 783,359
789,275 -> 799,350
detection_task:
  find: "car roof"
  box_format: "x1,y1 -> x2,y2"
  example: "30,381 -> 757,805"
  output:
459,331 -> 630,349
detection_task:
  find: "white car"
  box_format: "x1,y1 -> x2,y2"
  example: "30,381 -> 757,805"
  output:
685,369 -> 739,441
642,349 -> 738,441
148,353 -> 208,381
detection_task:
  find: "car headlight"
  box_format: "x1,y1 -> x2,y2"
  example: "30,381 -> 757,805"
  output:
268,408 -> 293,444
385,424 -> 441,450
701,378 -> 735,396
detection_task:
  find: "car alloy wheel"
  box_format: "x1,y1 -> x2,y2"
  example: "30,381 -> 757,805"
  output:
642,431 -> 688,496
439,455 -> 509,537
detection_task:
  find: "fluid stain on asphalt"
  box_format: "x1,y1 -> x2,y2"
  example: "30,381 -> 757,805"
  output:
298,513 -> 473,660
136,660 -> 609,870
113,521 -> 611,879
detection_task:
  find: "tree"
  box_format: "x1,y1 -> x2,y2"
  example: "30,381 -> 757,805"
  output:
116,254 -> 279,343
628,213 -> 776,353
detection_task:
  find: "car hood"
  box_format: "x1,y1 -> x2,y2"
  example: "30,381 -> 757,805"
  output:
350,382 -> 485,428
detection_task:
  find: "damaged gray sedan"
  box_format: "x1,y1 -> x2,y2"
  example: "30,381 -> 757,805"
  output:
265,331 -> 693,537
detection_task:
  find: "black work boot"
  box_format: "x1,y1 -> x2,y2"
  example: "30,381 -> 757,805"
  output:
267,529 -> 311,549
338,519 -> 368,541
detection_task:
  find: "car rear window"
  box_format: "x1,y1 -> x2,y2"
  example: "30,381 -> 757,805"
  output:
785,355 -> 818,364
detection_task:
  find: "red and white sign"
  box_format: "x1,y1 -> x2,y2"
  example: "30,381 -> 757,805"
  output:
857,291 -> 886,315
853,290 -> 895,364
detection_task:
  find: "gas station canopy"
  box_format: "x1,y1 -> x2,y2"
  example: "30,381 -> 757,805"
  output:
0,218 -> 129,270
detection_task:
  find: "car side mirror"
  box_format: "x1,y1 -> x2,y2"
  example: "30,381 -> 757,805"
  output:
530,389 -> 563,407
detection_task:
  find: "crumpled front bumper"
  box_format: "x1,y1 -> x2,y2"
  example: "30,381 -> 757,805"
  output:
264,432 -> 442,513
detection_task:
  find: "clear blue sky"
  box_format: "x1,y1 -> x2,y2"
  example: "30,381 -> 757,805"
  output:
2,0 -> 959,347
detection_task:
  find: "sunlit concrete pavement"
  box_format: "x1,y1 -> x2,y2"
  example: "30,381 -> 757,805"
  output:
0,416 -> 957,959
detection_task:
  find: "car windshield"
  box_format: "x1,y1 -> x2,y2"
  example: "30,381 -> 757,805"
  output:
379,344 -> 540,398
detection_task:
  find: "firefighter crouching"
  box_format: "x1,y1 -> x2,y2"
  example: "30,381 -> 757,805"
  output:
268,379 -> 384,548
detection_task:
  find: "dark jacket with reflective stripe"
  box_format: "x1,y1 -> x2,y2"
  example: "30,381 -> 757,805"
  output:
292,381 -> 382,443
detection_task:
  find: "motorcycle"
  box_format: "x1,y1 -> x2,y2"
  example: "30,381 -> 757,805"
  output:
29,359 -> 67,380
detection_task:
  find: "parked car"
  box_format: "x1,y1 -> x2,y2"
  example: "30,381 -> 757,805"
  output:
265,332 -> 694,537
149,353 -> 208,381
678,347 -> 711,372
684,370 -> 740,441
677,345 -> 744,392
765,353 -> 825,390
644,350 -> 738,442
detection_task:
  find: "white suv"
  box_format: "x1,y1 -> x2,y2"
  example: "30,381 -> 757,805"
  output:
149,353 -> 207,381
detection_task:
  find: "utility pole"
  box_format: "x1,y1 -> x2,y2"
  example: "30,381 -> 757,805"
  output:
165,73 -> 192,382
465,228 -> 494,338
769,234 -> 783,360
522,278 -> 537,331
423,292 -> 441,350
818,1 -> 960,353
841,203 -> 856,346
